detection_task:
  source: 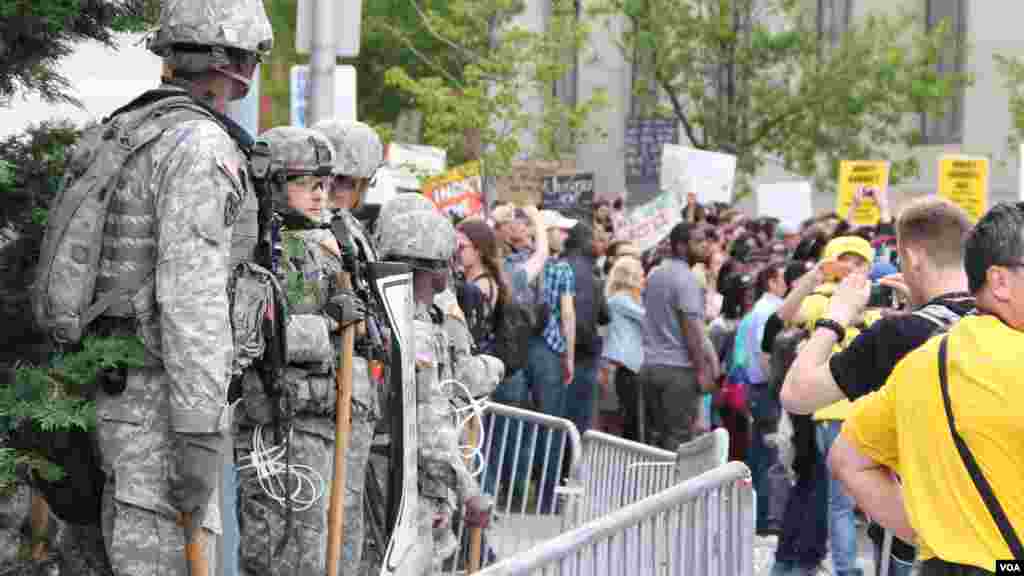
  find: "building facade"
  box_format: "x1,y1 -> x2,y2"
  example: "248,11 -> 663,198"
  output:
523,0 -> 1024,214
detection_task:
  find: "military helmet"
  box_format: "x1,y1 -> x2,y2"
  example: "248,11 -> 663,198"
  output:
376,194 -> 455,265
311,119 -> 383,179
149,0 -> 274,57
257,126 -> 335,177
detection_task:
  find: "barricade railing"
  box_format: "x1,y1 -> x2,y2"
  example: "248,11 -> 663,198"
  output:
475,462 -> 755,576
445,402 -> 584,575
578,430 -> 676,523
578,428 -> 732,524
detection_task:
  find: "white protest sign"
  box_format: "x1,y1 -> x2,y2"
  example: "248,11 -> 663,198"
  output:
615,190 -> 683,252
660,144 -> 737,204
756,181 -> 813,229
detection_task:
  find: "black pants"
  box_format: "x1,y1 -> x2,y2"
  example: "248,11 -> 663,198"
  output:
639,364 -> 698,450
919,559 -> 994,575
615,367 -> 641,442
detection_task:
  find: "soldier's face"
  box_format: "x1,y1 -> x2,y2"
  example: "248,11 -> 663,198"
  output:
286,175 -> 326,220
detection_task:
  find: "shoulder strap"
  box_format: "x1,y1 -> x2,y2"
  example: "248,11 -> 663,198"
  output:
938,335 -> 1024,558
79,99 -> 216,328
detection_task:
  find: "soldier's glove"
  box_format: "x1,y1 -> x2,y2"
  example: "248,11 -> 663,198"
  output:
323,289 -> 367,330
464,494 -> 493,529
170,432 -> 223,540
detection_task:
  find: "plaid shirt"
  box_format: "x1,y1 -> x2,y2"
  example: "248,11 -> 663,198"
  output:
541,259 -> 575,354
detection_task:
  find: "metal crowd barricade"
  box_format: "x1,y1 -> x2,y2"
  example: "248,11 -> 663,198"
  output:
446,402 -> 585,575
578,430 -> 677,523
578,428 -> 732,524
476,462 -> 755,576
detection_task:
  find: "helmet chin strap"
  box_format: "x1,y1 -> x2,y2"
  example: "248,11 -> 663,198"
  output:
213,65 -> 253,99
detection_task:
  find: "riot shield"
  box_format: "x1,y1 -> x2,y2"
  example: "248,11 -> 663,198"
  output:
366,262 -> 427,575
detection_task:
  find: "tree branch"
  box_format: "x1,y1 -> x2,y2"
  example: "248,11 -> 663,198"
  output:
373,20 -> 464,88
657,72 -> 704,148
408,0 -> 486,65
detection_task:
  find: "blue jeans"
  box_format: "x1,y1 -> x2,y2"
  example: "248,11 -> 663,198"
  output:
564,356 -> 598,436
817,421 -> 862,576
483,370 -> 532,496
525,336 -> 567,513
748,383 -> 780,533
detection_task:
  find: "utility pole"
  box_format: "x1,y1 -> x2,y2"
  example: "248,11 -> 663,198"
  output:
308,0 -> 336,124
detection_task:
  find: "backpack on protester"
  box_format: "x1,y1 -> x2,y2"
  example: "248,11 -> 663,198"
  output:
492,298 -> 533,374
23,90 -> 218,526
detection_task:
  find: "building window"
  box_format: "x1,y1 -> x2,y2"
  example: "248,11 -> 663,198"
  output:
922,0 -> 966,145
817,0 -> 851,50
552,0 -> 580,109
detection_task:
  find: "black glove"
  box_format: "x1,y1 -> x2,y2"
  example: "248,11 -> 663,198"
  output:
323,289 -> 367,329
170,432 -> 223,539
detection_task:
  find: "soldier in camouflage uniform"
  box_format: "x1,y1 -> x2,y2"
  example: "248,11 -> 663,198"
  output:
234,126 -> 375,576
376,194 -> 504,571
86,1 -> 272,575
311,118 -> 385,568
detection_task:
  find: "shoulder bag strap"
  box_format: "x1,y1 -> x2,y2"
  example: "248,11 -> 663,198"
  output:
938,335 -> 1024,559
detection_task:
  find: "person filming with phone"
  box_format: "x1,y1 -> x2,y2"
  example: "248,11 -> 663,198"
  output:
780,195 -> 975,576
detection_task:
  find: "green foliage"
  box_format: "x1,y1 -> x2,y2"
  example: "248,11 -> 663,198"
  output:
0,335 -> 146,492
995,54 -> 1024,148
0,0 -> 158,105
374,0 -> 608,175
591,0 -> 971,197
0,120 -> 81,227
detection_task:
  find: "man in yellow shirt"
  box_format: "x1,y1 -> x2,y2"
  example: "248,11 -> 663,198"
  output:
775,235 -> 877,576
831,202 -> 1024,574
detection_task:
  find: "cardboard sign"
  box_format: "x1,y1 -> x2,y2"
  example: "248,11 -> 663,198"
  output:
660,145 -> 737,204
938,155 -> 989,222
542,172 -> 595,219
756,181 -> 813,229
836,160 -> 890,226
615,190 -> 683,252
422,161 -> 484,220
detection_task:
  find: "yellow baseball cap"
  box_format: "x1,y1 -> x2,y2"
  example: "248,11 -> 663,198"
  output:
822,236 -> 874,265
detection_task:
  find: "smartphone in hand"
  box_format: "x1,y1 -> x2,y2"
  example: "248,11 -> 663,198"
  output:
821,259 -> 852,281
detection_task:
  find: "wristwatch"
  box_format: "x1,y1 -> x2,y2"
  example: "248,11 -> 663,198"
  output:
814,318 -> 846,342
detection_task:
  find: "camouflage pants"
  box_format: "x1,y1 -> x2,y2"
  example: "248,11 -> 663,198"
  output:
236,407 -> 375,576
93,368 -> 220,576
100,489 -> 217,576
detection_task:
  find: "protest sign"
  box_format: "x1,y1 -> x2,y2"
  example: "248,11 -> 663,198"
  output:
422,161 -> 484,220
938,155 -> 989,222
836,160 -> 889,226
542,172 -> 595,220
660,144 -> 737,204
756,181 -> 813,229
615,190 -> 683,252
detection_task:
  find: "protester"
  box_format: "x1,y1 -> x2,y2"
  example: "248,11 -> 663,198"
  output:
831,201 -> 1024,574
639,222 -> 715,450
598,256 -> 646,441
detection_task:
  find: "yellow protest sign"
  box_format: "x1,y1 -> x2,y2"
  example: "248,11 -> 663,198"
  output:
836,161 -> 889,226
938,155 -> 989,222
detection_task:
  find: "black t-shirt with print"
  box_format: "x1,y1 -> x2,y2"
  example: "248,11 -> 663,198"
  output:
828,293 -> 975,401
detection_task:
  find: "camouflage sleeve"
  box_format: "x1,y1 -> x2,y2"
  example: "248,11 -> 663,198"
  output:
442,314 -> 504,398
154,120 -> 245,434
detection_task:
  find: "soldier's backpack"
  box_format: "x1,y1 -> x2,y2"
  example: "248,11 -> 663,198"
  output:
25,90 -> 218,526
32,89 -> 217,344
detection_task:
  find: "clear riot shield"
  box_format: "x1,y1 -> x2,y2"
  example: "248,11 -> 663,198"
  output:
366,262 -> 428,575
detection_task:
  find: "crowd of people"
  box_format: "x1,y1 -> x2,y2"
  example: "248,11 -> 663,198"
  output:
445,184 -> 1022,575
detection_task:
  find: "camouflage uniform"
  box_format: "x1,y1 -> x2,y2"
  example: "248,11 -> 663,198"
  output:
377,195 -> 504,571
312,118 -> 388,569
234,126 -> 377,575
86,2 -> 272,574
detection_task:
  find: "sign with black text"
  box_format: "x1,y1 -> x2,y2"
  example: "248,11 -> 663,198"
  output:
542,172 -> 595,220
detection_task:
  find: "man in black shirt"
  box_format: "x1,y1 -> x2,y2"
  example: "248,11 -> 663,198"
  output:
780,196 -> 974,576
781,196 -> 974,411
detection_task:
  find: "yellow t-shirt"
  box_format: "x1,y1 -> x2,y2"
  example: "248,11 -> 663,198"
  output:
793,284 -> 881,421
842,315 -> 1024,569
